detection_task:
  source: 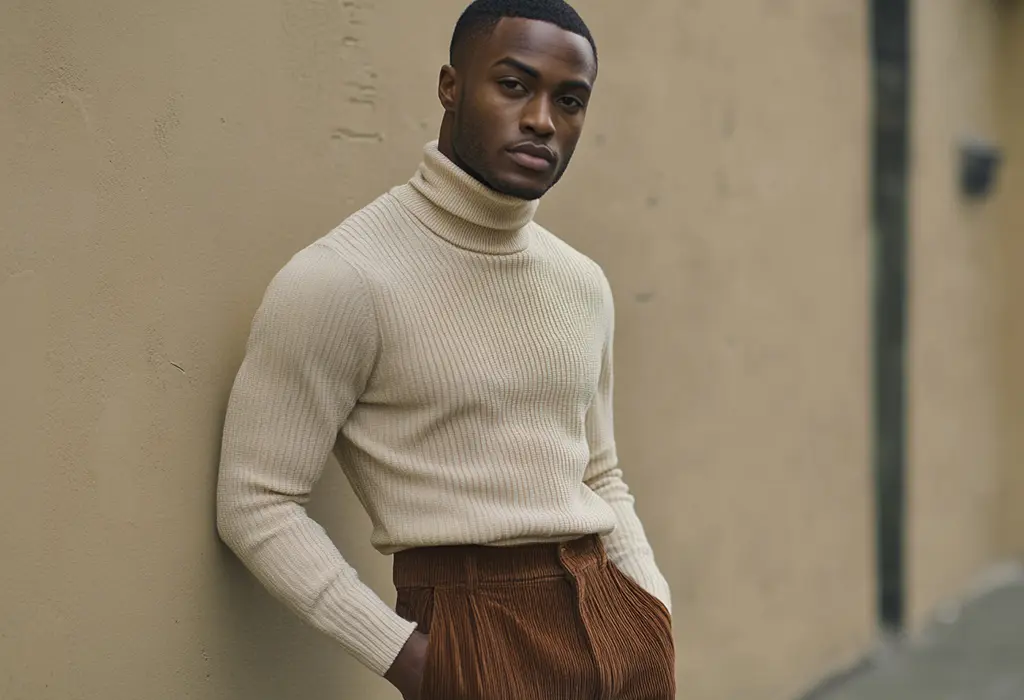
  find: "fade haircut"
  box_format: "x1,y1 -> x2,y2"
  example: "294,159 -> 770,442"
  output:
449,0 -> 597,66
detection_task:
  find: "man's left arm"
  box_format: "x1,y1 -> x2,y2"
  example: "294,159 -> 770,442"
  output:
583,274 -> 673,614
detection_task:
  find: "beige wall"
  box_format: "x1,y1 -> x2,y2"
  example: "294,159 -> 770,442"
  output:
994,2 -> 1024,560
907,0 -> 1024,628
907,0 -> 1003,627
563,3 -> 873,699
1,3 -> 873,700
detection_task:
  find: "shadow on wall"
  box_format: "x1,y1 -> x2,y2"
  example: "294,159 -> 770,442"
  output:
209,525 -> 361,699
202,385 -> 339,699
207,419 -> 387,699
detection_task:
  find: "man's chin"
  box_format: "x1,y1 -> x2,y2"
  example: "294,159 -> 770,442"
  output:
488,175 -> 551,201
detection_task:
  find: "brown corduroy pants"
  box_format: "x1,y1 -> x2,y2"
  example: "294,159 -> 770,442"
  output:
393,535 -> 676,700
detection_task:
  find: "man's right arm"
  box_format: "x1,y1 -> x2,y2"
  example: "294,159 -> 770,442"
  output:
216,243 -> 417,677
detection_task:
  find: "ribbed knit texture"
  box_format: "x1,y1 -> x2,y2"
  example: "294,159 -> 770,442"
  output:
216,142 -> 672,678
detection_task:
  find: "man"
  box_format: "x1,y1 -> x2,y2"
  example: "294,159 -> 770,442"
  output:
216,1 -> 674,698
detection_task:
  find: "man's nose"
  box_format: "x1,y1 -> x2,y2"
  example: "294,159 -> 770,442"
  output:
521,96 -> 555,137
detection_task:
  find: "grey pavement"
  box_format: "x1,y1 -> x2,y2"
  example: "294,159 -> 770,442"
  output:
804,574 -> 1024,700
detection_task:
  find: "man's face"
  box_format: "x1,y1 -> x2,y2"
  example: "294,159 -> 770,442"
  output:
442,18 -> 597,200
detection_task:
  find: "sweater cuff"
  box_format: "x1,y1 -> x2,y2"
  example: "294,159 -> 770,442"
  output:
315,580 -> 419,676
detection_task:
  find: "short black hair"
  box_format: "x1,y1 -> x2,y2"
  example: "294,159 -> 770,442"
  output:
449,0 -> 597,66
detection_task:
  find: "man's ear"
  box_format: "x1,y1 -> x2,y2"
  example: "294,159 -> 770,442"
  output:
438,65 -> 458,112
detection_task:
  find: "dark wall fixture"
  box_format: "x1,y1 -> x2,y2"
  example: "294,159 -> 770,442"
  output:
960,137 -> 1004,200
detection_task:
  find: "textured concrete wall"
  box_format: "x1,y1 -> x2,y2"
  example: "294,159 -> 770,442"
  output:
906,0 -> 1023,628
0,2 -> 871,700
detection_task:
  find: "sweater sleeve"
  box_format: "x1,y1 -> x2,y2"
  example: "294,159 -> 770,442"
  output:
216,243 -> 417,676
582,274 -> 673,614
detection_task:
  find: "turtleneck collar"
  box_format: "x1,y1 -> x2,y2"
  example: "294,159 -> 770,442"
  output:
390,141 -> 539,255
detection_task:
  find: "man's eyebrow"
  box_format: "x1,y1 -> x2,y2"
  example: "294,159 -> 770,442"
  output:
491,57 -> 593,93
493,57 -> 540,78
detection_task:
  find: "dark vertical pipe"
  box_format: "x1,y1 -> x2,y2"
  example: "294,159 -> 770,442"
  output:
871,0 -> 911,632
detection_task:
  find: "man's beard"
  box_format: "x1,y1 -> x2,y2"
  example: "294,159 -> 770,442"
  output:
451,99 -> 571,200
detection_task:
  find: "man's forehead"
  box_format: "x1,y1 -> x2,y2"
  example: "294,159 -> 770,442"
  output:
482,17 -> 596,76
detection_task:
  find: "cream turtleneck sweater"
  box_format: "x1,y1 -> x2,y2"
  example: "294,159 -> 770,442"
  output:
216,142 -> 671,676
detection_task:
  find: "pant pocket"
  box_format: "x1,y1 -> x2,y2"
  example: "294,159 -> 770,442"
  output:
418,588 -> 441,700
395,587 -> 443,700
606,564 -> 677,698
608,562 -> 675,666
419,588 -> 480,700
610,563 -> 672,627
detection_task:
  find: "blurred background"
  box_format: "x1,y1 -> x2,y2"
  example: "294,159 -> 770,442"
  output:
1,1 -> 1022,699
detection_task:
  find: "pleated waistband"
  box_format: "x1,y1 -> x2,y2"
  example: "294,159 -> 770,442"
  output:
393,535 -> 606,589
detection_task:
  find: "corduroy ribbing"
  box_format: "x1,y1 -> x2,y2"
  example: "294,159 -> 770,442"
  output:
393,536 -> 676,699
216,142 -> 671,678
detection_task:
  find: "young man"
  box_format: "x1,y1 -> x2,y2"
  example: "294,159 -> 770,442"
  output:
216,1 -> 674,698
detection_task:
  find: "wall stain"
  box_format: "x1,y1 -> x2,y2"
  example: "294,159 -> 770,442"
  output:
333,1 -> 380,145
331,127 -> 383,142
341,0 -> 372,27
153,96 -> 181,158
345,81 -> 377,105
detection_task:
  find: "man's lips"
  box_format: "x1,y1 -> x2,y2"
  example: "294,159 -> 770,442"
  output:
507,143 -> 556,172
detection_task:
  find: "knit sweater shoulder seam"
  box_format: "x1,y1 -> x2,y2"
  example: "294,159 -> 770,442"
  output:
308,241 -> 385,387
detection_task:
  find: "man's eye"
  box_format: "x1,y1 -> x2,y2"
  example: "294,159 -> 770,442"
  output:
499,79 -> 525,92
560,97 -> 584,112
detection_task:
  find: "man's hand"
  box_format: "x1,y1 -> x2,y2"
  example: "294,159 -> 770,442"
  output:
385,630 -> 430,700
